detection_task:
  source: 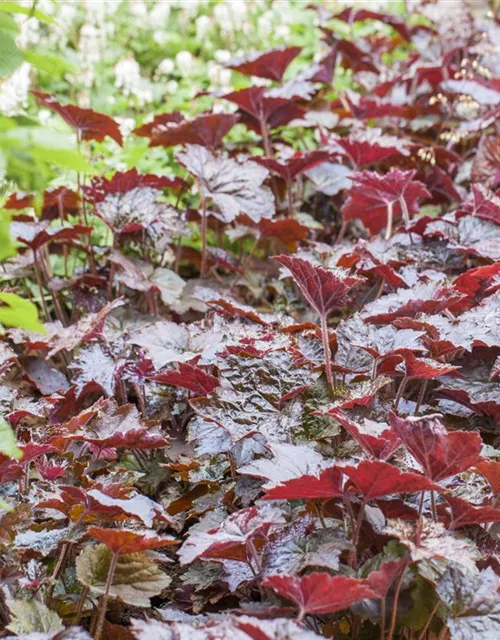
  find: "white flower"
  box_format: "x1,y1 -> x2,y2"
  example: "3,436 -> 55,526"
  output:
158,58 -> 175,75
16,16 -> 40,49
150,2 -> 171,24
116,117 -> 136,138
115,56 -> 153,106
276,25 -> 290,40
130,0 -> 148,18
213,3 -> 233,34
207,62 -> 232,90
214,49 -> 232,64
115,57 -> 142,96
257,12 -> 273,39
196,15 -> 211,40
0,62 -> 31,116
38,109 -> 52,126
165,80 -> 179,95
176,50 -> 194,76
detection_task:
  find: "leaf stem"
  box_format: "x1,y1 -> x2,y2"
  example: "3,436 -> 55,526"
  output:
414,379 -> 428,415
394,375 -> 408,411
349,498 -> 366,569
385,201 -> 394,240
417,599 -> 440,640
320,313 -> 335,393
386,562 -> 407,640
93,551 -> 118,640
200,197 -> 208,278
380,597 -> 386,640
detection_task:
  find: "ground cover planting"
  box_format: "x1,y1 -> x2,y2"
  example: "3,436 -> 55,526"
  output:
0,1 -> 500,639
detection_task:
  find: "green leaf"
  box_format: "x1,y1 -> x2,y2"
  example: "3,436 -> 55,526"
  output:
30,147 -> 90,173
76,544 -> 171,607
0,292 -> 46,333
0,209 -> 14,261
24,50 -> 75,77
0,418 -> 21,460
6,598 -> 63,635
0,12 -> 20,34
0,33 -> 23,78
0,2 -> 54,24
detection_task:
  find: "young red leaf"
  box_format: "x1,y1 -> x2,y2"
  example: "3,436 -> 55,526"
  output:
475,460 -> 500,495
11,220 -> 92,252
443,495 -> 500,530
333,129 -> 410,168
332,8 -> 411,40
56,399 -> 170,451
148,362 -> 219,396
343,460 -> 436,499
341,169 -> 431,238
146,113 -> 238,150
273,255 -> 359,318
223,86 -> 304,132
133,111 -> 184,137
227,47 -> 301,82
87,526 -> 177,555
328,409 -> 400,460
471,135 -> 500,188
388,412 -> 483,481
5,187 -> 80,220
262,572 -> 377,619
460,184 -> 500,225
251,151 -> 330,182
258,218 -> 309,251
85,168 -> 184,204
31,90 -> 123,145
365,560 -> 407,598
398,353 -> 461,380
263,466 -> 344,501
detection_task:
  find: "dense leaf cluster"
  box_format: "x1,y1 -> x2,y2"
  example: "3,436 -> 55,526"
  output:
1,2 -> 500,640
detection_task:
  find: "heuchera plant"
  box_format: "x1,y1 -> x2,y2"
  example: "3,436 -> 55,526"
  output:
2,3 -> 500,640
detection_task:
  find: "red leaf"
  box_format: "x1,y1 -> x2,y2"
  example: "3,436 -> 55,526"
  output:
333,130 -> 409,168
323,37 -> 378,74
342,169 -> 430,237
388,412 -> 483,481
251,151 -> 330,182
460,184 -> 500,225
133,111 -> 184,137
475,460 -> 500,495
263,466 -> 344,501
332,8 -> 411,40
55,399 -> 170,451
84,168 -> 184,204
148,362 -> 219,396
146,113 -> 238,150
262,572 -> 377,618
454,264 -> 500,300
273,255 -> 360,317
11,220 -> 92,252
87,526 -> 177,555
5,187 -> 80,221
366,560 -> 407,598
227,47 -> 301,82
328,409 -> 400,460
398,353 -> 461,380
257,218 -> 309,251
443,495 -> 500,529
31,91 -> 123,145
223,87 -> 304,132
343,460 -> 436,499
